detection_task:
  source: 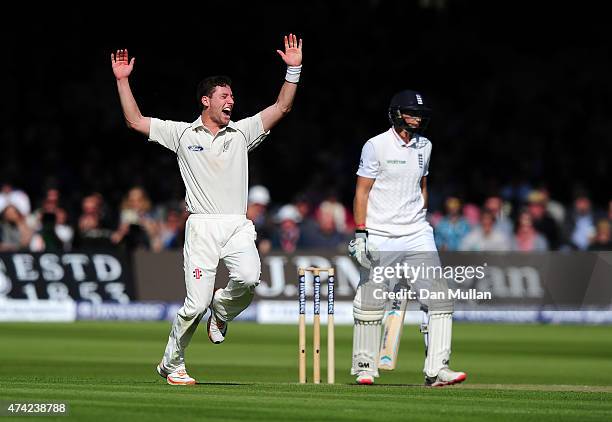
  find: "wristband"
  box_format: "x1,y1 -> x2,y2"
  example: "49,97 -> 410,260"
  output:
285,65 -> 302,83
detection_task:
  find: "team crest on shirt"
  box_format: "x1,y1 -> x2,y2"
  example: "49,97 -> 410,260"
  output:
223,139 -> 232,152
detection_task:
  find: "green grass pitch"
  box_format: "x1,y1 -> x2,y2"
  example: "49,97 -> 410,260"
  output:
1,321 -> 612,421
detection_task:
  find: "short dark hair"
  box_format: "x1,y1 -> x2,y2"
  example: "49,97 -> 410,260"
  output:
196,76 -> 232,111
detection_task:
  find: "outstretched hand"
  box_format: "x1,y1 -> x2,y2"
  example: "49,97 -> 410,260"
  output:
111,49 -> 135,80
276,34 -> 302,67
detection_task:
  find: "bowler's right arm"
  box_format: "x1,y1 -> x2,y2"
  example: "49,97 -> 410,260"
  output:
112,49 -> 151,136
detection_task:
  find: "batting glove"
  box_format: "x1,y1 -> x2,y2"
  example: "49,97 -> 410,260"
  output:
348,229 -> 375,268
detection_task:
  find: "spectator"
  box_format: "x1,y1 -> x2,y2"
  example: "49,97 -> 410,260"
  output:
317,193 -> 350,234
28,188 -> 61,230
539,186 -> 566,226
73,213 -> 114,249
434,197 -> 471,251
271,204 -> 302,253
28,188 -> 74,250
0,183 -> 31,216
39,188 -> 60,212
81,194 -> 104,225
526,190 -> 562,250
0,205 -> 34,251
588,219 -> 612,251
71,194 -> 115,249
159,209 -> 184,250
247,185 -> 270,225
460,210 -> 511,251
512,211 -> 548,251
564,194 -> 595,250
301,203 -> 348,250
293,193 -> 320,238
428,208 -> 444,228
81,192 -> 114,230
30,212 -> 64,253
247,185 -> 273,254
483,195 -> 513,236
112,187 -> 161,251
165,201 -> 190,249
294,194 -> 313,222
462,203 -> 481,227
54,208 -> 74,250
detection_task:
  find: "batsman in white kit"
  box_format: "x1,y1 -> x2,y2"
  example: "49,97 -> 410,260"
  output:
111,34 -> 303,385
348,90 -> 467,386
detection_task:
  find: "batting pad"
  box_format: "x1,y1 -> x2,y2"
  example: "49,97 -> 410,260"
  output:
423,312 -> 453,378
351,321 -> 382,377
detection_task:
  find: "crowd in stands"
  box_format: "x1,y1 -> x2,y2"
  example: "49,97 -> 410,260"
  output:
1,181 -> 611,254
431,191 -> 612,252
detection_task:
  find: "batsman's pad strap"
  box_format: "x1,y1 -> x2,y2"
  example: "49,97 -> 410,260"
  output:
420,310 -> 430,354
353,319 -> 381,325
353,309 -> 384,322
353,283 -> 385,322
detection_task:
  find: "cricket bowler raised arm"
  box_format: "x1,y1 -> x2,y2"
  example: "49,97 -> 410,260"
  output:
111,34 -> 302,136
110,35 -> 302,386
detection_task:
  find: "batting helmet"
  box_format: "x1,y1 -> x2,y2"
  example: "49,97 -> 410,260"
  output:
388,90 -> 431,136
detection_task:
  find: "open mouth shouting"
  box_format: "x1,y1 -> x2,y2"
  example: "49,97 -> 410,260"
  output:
222,106 -> 232,118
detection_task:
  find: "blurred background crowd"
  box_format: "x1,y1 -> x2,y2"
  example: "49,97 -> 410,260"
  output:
1,1 -> 610,255
1,182 -> 611,253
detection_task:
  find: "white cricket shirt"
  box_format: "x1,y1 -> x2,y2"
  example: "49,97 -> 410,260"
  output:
148,114 -> 269,214
357,128 -> 432,237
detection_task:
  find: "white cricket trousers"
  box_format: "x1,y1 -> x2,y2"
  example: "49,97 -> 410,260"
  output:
162,214 -> 261,371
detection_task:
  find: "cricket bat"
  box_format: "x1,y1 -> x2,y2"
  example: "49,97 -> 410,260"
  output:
378,289 -> 408,370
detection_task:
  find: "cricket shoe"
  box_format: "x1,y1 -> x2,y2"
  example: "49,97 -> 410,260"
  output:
156,361 -> 170,379
167,368 -> 196,386
157,362 -> 196,385
207,309 -> 227,344
356,372 -> 375,385
425,368 -> 467,387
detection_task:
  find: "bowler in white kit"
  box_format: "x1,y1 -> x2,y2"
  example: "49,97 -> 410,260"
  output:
111,34 -> 303,385
348,90 -> 467,386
